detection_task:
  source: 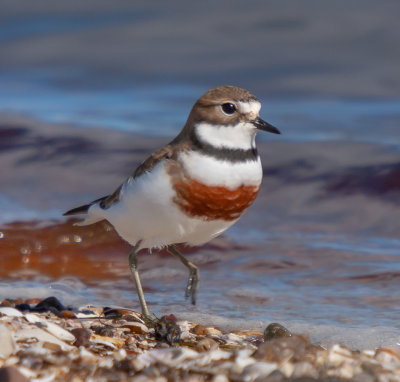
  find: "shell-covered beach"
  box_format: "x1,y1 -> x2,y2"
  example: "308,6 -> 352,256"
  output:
2,297 -> 400,381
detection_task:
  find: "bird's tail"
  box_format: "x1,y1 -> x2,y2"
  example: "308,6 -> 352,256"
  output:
63,197 -> 106,226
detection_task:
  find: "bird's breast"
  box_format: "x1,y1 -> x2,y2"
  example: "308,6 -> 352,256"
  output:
172,178 -> 260,221
167,151 -> 263,221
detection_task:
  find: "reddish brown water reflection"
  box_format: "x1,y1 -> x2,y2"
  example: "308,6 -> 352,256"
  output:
1,220 -> 128,280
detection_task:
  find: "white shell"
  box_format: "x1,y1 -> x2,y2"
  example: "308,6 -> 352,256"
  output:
0,307 -> 23,317
0,323 -> 15,358
13,327 -> 75,351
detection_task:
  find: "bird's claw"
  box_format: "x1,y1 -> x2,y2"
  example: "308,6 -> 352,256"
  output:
141,313 -> 159,327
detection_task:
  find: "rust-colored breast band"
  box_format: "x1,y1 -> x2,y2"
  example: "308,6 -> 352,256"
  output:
173,178 -> 260,221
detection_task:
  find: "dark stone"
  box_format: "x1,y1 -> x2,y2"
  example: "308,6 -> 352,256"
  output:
116,359 -> 134,373
103,308 -> 122,319
70,328 -> 91,347
32,296 -> 66,314
255,334 -> 318,363
154,317 -> 181,345
14,303 -> 31,313
0,367 -> 29,382
263,323 -> 292,341
92,324 -> 114,337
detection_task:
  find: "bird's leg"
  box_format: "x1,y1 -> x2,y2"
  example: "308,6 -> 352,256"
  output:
167,245 -> 200,305
128,241 -> 152,319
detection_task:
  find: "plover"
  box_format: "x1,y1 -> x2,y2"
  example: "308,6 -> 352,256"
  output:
64,85 -> 280,318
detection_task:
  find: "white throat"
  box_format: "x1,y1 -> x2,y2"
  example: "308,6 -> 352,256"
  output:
194,121 -> 257,150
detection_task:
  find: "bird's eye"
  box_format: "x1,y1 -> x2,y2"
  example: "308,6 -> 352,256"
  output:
221,103 -> 237,115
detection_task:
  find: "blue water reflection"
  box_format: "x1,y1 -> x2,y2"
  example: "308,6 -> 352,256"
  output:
1,71 -> 399,146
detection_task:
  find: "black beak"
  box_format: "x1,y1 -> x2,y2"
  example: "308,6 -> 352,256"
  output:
253,117 -> 281,134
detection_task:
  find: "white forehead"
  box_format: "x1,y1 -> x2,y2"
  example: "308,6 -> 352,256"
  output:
237,100 -> 261,115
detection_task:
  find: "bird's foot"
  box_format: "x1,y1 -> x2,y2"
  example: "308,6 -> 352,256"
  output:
141,313 -> 159,327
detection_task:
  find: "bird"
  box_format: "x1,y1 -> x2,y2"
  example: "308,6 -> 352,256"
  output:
64,85 -> 281,319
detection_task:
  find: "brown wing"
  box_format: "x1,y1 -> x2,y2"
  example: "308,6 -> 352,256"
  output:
131,145 -> 175,179
101,144 -> 177,209
64,144 -> 178,216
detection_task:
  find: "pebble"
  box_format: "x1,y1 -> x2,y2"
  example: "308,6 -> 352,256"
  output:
32,296 -> 66,313
263,322 -> 292,341
242,361 -> 277,380
70,328 -> 91,347
154,317 -> 181,345
0,297 -> 399,381
254,334 -> 315,363
24,313 -> 75,342
121,321 -> 149,334
14,304 -> 31,313
0,307 -> 23,317
0,366 -> 29,382
0,324 -> 15,358
91,334 -> 125,348
204,326 -> 222,336
191,324 -> 207,335
195,337 -> 218,352
14,327 -> 75,351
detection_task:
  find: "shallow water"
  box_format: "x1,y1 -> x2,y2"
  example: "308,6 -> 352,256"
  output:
1,0 -> 400,349
1,217 -> 400,349
0,120 -> 399,347
1,76 -> 400,147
